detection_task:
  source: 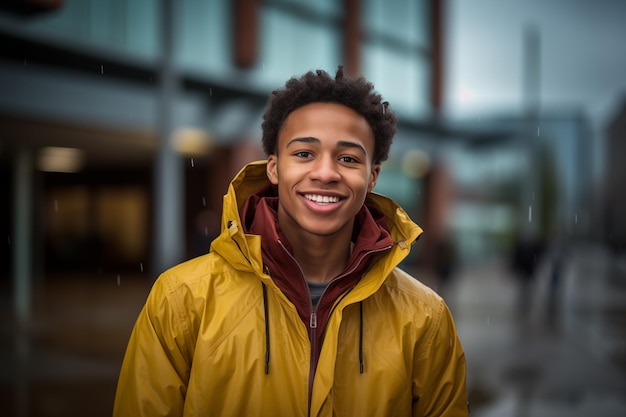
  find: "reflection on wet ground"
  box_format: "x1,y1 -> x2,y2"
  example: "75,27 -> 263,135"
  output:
1,274 -> 152,417
449,243 -> 626,416
1,243 -> 625,416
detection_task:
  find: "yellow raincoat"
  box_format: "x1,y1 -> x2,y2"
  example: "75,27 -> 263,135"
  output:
113,161 -> 468,416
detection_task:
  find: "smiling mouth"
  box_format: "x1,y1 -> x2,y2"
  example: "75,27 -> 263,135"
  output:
303,194 -> 340,205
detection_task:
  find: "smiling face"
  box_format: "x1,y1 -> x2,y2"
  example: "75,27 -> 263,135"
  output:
267,102 -> 380,243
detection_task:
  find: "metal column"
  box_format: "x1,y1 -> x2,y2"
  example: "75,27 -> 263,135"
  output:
153,0 -> 185,275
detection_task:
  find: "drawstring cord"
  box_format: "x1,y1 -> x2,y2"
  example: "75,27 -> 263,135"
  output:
359,302 -> 364,374
262,282 -> 270,374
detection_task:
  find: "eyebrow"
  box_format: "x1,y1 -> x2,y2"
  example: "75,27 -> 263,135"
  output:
286,137 -> 367,156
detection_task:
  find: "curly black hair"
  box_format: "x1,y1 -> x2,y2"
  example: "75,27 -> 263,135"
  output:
261,66 -> 397,164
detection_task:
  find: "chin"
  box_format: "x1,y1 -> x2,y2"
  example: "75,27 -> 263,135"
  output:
302,223 -> 347,238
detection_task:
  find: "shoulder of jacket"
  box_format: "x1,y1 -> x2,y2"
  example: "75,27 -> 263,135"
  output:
153,253 -> 242,297
381,267 -> 444,311
156,254 -> 212,289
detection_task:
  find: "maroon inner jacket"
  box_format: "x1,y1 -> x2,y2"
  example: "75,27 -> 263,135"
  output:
242,184 -> 395,363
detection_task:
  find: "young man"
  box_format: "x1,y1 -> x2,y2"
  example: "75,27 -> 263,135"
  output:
114,67 -> 468,416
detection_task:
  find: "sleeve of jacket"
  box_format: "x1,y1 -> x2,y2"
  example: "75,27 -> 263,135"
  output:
412,299 -> 468,416
113,273 -> 196,417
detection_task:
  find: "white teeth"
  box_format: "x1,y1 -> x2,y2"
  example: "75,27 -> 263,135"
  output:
304,194 -> 339,204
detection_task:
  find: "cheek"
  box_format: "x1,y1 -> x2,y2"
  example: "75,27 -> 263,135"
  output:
353,177 -> 372,198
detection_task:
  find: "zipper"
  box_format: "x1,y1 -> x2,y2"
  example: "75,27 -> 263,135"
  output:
276,240 -> 317,416
277,240 -> 393,416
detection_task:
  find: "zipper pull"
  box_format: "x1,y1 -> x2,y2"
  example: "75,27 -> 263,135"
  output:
310,311 -> 317,329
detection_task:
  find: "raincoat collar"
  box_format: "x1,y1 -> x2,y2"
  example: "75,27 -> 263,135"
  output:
211,160 -> 423,284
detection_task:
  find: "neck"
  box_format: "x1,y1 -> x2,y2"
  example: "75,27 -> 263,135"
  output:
293,236 -> 353,283
280,219 -> 355,283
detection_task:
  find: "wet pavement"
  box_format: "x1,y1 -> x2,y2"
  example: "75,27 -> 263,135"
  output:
448,243 -> 626,416
1,242 -> 625,416
0,274 -> 152,417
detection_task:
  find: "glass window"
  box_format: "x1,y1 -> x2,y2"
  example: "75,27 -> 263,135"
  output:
256,6 -> 341,88
271,0 -> 342,17
126,0 -> 159,58
0,0 -> 160,59
360,0 -> 431,118
177,0 -> 231,75
362,45 -> 430,118
177,0 -> 341,86
362,0 -> 430,48
0,0 -> 159,59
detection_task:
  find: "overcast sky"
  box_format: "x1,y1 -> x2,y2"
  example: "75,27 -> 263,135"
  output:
445,0 -> 626,135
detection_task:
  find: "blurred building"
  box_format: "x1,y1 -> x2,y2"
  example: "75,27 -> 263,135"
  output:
444,110 -> 596,263
1,0 -> 452,313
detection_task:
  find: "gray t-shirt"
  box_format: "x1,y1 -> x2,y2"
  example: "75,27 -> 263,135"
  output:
308,280 -> 330,308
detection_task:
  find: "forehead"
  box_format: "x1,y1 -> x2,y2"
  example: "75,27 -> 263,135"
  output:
279,102 -> 374,148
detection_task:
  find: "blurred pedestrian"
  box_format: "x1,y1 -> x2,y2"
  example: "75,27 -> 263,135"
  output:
113,67 -> 468,416
434,233 -> 458,299
511,232 -> 544,320
546,231 -> 567,329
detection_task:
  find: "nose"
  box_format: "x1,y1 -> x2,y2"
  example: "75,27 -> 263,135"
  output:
309,155 -> 341,183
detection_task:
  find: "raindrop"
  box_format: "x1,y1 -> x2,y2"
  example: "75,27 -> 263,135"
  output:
528,205 -> 533,222
204,227 -> 208,236
101,65 -> 104,75
537,126 -> 540,137
54,199 -> 59,212
117,274 -> 121,286
202,197 -> 206,207
575,214 -> 578,224
191,158 -> 195,168
7,236 -> 11,245
140,262 -> 144,272
209,88 -> 213,96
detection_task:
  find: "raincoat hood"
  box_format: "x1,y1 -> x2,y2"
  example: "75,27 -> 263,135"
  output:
210,160 -> 423,283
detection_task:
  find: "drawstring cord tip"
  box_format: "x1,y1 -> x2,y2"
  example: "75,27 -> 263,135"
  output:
359,302 -> 364,374
262,282 -> 270,375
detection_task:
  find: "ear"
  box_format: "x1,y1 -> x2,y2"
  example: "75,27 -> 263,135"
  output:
367,163 -> 381,193
266,154 -> 279,185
